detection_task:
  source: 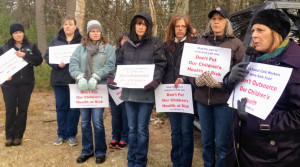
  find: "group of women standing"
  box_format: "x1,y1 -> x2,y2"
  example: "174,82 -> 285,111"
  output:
0,6 -> 299,167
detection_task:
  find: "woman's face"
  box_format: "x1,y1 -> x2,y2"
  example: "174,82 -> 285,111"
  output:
120,36 -> 127,46
252,24 -> 273,53
135,19 -> 147,40
175,19 -> 187,41
210,13 -> 226,36
89,29 -> 101,42
12,31 -> 24,44
63,20 -> 77,36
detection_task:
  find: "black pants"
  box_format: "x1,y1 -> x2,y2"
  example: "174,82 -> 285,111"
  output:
1,83 -> 34,140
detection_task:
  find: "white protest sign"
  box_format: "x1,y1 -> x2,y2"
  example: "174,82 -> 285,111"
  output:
114,64 -> 155,88
180,43 -> 231,82
49,44 -> 80,64
108,88 -> 124,105
227,62 -> 292,120
155,84 -> 194,114
69,84 -> 109,108
0,48 -> 28,84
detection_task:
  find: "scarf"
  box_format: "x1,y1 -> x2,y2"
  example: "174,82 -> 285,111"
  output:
85,41 -> 100,80
256,38 -> 290,64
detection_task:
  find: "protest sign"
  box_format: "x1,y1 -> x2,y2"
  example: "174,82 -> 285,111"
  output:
114,64 -> 155,88
69,84 -> 109,108
227,62 -> 292,120
180,43 -> 231,82
108,88 -> 124,105
0,48 -> 28,84
155,84 -> 194,114
49,44 -> 80,64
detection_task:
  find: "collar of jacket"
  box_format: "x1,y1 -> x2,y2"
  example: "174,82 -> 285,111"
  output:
57,28 -> 82,43
280,39 -> 300,68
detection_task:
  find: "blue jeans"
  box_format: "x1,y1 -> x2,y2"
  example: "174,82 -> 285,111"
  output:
110,100 -> 128,143
80,108 -> 106,156
167,112 -> 194,167
53,86 -> 80,139
125,102 -> 154,167
197,103 -> 233,167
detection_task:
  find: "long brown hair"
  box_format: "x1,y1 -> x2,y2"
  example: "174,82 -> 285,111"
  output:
165,14 -> 198,52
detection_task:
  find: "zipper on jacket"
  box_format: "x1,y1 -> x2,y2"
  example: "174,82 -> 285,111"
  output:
208,87 -> 210,105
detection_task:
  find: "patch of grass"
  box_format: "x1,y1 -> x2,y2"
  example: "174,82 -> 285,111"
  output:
34,61 -> 52,92
156,112 -> 168,119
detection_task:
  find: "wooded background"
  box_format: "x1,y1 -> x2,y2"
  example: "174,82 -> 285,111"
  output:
1,0 -> 300,56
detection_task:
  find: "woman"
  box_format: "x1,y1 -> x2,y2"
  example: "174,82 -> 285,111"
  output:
69,20 -> 115,164
108,32 -> 128,150
191,7 -> 244,167
107,12 -> 166,167
0,23 -> 43,146
163,14 -> 198,167
224,9 -> 300,167
44,16 -> 81,147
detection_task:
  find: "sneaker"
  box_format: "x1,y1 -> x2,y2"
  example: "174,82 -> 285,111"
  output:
13,138 -> 22,146
116,141 -> 127,149
67,137 -> 78,147
5,139 -> 13,147
109,140 -> 118,148
53,137 -> 64,146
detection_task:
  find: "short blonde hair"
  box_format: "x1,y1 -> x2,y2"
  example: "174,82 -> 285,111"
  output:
251,29 -> 283,53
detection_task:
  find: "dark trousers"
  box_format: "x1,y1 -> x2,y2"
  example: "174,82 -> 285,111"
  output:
1,83 -> 34,140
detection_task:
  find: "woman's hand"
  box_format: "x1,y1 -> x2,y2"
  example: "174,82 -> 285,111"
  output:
58,62 -> 65,68
7,76 -> 12,81
174,78 -> 184,88
15,51 -> 25,58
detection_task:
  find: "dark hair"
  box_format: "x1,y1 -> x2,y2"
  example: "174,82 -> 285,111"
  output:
116,32 -> 128,48
81,33 -> 108,46
129,17 -> 152,43
63,16 -> 77,25
7,35 -> 29,46
165,14 -> 198,52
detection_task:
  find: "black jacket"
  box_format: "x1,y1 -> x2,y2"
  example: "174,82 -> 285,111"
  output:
44,28 -> 82,86
0,42 -> 42,86
116,12 -> 167,103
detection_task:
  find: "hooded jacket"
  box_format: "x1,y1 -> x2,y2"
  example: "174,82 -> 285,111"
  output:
116,12 -> 167,103
191,33 -> 244,105
0,41 -> 42,86
44,28 -> 82,86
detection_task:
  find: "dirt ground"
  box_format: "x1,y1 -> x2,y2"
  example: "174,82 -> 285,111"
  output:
0,90 -> 204,167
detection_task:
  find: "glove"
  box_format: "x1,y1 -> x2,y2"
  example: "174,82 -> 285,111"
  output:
203,72 -> 222,88
78,78 -> 88,92
107,77 -> 118,90
228,62 -> 249,84
144,80 -> 160,90
237,97 -> 248,121
195,73 -> 206,87
87,73 -> 100,91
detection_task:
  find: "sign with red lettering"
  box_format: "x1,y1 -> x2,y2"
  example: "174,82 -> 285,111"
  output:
180,43 -> 231,82
0,48 -> 28,84
108,88 -> 123,105
69,84 -> 109,108
114,64 -> 155,88
49,44 -> 80,64
227,62 -> 292,120
155,84 -> 194,114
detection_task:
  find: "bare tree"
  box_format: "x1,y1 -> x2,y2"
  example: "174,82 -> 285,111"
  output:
66,0 -> 76,17
35,0 -> 47,56
149,0 -> 157,36
175,0 -> 189,15
75,0 -> 85,35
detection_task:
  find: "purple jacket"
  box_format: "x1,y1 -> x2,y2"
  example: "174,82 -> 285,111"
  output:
225,39 -> 300,167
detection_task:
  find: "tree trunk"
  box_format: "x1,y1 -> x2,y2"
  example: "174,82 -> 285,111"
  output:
35,0 -> 47,56
149,0 -> 157,36
66,0 -> 76,17
75,0 -> 85,35
175,0 -> 189,15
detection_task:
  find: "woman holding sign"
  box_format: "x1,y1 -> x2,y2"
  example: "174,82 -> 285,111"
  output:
191,7 -> 244,167
163,14 -> 198,167
0,23 -> 42,146
107,12 -> 166,167
44,16 -> 81,147
224,9 -> 300,167
69,20 -> 115,164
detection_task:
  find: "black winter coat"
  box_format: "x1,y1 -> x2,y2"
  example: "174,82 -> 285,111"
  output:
0,42 -> 42,86
44,28 -> 82,86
